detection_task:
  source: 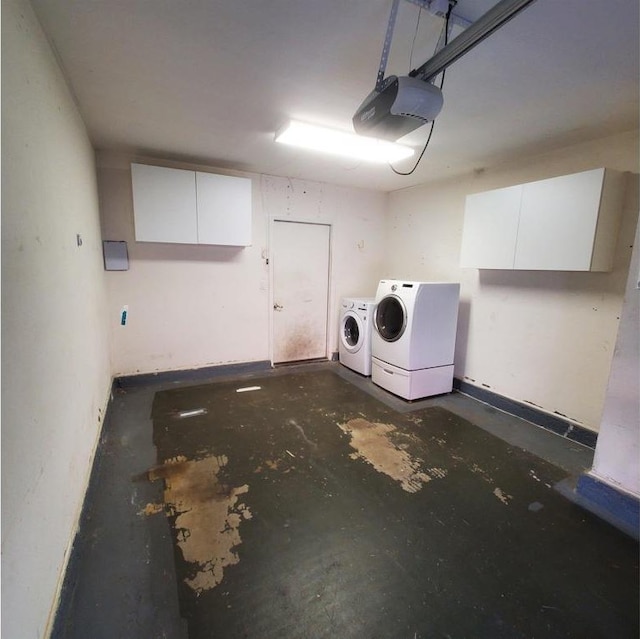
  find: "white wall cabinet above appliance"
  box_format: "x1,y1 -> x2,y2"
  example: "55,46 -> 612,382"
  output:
460,168 -> 625,271
131,163 -> 252,246
459,184 -> 522,270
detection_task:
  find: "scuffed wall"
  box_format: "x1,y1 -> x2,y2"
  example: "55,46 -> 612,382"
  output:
591,215 -> 640,496
1,0 -> 112,636
386,130 -> 639,431
97,154 -> 387,376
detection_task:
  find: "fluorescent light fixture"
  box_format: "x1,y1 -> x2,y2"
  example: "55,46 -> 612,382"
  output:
275,120 -> 414,164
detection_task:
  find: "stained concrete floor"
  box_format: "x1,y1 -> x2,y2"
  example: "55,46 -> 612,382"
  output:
52,362 -> 639,639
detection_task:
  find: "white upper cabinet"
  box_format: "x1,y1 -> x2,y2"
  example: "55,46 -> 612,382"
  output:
515,168 -> 618,270
460,168 -> 625,271
459,184 -> 522,269
131,164 -> 198,244
195,171 -> 252,246
131,163 -> 252,246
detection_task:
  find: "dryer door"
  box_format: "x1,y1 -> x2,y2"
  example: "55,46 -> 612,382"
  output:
341,311 -> 364,353
375,294 -> 407,342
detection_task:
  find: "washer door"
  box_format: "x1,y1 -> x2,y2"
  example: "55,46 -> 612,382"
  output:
340,311 -> 364,353
375,294 -> 407,342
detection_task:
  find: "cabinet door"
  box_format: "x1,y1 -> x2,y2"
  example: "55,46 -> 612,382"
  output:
196,172 -> 252,246
460,185 -> 522,268
514,169 -> 604,270
131,163 -> 197,243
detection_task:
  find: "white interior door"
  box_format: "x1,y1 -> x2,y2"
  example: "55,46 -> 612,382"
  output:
272,221 -> 331,364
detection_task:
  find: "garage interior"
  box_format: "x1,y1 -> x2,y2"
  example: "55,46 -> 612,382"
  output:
2,1 -> 639,638
51,364 -> 639,638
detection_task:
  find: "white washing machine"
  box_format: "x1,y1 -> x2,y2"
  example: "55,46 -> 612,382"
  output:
371,280 -> 460,400
339,297 -> 376,376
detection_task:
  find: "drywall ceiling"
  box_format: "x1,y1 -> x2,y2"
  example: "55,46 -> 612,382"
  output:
30,0 -> 639,192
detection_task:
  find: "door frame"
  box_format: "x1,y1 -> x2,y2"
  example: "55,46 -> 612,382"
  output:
269,218 -> 333,366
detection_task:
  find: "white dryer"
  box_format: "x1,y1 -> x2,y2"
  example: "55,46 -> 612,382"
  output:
339,297 -> 376,376
371,280 -> 460,400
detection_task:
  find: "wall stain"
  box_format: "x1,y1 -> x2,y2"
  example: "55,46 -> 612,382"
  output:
280,325 -> 314,362
338,418 -> 442,493
147,454 -> 252,594
278,313 -> 327,362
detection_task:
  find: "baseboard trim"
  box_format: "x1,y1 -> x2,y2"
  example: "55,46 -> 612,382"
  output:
555,474 -> 640,540
115,360 -> 272,389
576,474 -> 640,539
49,379 -> 116,638
453,378 -> 598,449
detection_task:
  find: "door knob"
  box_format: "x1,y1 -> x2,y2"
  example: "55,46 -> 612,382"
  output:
273,303 -> 283,310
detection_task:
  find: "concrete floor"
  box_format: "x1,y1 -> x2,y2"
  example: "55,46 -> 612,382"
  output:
52,362 -> 639,638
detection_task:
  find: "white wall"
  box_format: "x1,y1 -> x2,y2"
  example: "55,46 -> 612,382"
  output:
590,217 -> 640,496
97,154 -> 387,376
386,131 -> 639,432
1,0 -> 112,637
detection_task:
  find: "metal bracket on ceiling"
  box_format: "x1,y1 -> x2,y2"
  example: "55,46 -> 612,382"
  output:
374,0 -> 470,92
375,0 -> 401,91
406,0 -> 471,29
409,0 -> 537,82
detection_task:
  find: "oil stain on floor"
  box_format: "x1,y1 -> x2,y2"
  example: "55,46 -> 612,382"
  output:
144,455 -> 252,594
338,417 -> 442,493
147,368 -> 639,639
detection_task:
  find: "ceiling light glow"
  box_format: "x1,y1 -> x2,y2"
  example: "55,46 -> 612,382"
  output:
275,120 -> 414,164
